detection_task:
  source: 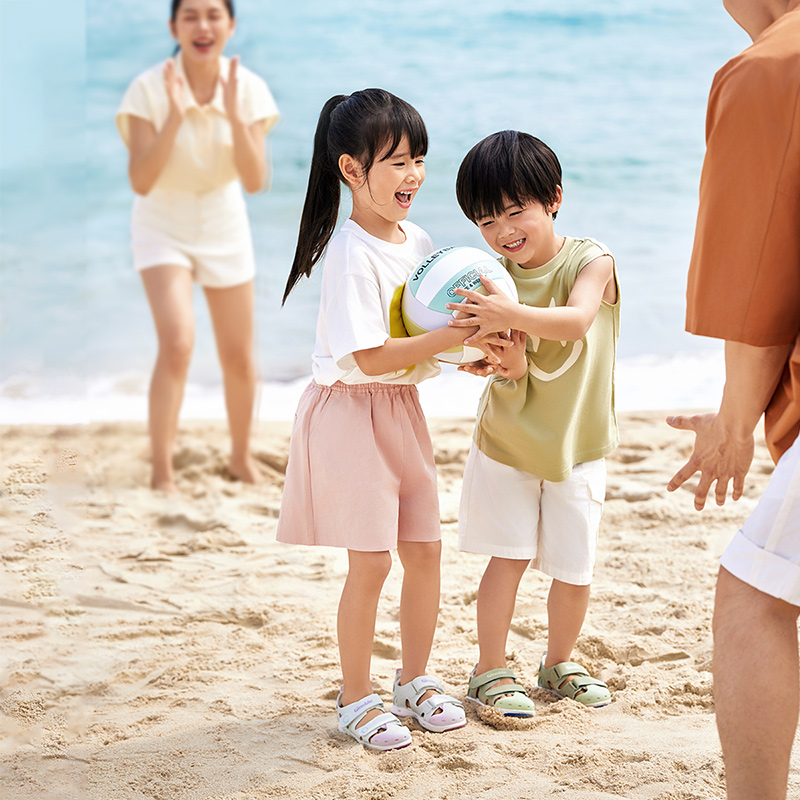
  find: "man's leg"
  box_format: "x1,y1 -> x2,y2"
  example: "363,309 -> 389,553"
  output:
714,566 -> 800,800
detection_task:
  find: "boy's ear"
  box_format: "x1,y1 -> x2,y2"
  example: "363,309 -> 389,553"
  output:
548,185 -> 564,215
338,154 -> 363,188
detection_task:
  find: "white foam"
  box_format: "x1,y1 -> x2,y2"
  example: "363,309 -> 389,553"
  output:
0,349 -> 724,425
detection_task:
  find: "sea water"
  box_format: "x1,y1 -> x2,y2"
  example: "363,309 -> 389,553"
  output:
0,0 -> 748,422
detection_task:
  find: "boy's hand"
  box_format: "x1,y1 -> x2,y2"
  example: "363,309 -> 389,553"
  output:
457,358 -> 500,377
463,329 -> 528,380
446,276 -> 519,343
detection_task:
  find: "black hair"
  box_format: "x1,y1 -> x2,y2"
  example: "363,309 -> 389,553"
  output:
171,0 -> 235,21
282,88 -> 428,304
456,130 -> 562,223
171,0 -> 234,53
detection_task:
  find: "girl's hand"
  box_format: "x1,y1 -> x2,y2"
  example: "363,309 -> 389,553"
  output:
446,276 -> 520,343
163,58 -> 187,120
220,56 -> 242,123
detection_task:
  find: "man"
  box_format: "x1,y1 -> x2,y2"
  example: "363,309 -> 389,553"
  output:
667,1 -> 800,798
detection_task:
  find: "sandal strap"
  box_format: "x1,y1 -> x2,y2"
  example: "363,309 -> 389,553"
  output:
481,681 -> 528,699
468,667 -> 517,691
400,675 -> 446,698
337,692 -> 384,728
412,693 -> 465,717
541,661 -> 590,681
354,711 -> 404,738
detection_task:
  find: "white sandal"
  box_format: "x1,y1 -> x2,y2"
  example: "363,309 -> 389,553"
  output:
390,670 -> 466,732
336,690 -> 412,751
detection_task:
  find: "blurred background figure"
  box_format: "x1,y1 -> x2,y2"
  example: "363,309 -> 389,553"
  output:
116,0 -> 279,492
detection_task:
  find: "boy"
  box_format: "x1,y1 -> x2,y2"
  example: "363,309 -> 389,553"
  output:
447,130 -> 618,716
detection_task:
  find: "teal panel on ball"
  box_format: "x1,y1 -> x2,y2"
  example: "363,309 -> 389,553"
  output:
426,260 -> 507,313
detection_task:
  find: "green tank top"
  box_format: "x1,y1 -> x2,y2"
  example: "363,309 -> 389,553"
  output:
474,237 -> 620,481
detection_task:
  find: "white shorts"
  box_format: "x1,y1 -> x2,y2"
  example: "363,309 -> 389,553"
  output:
131,182 -> 255,288
458,444 -> 606,585
720,434 -> 800,606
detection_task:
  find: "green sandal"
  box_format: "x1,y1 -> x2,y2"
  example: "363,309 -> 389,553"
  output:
466,667 -> 536,717
537,653 -> 611,708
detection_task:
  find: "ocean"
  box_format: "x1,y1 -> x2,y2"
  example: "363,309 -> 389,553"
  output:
0,0 -> 747,423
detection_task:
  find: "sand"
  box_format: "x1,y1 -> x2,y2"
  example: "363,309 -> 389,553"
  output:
1,412 -> 798,799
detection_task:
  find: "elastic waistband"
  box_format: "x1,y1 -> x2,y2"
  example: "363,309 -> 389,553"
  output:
312,380 -> 419,396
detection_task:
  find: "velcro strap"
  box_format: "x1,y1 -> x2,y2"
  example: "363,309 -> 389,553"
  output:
415,693 -> 464,717
483,682 -> 527,699
405,676 -> 445,697
337,693 -> 383,727
356,712 -> 401,738
469,668 -> 516,690
548,662 -> 589,680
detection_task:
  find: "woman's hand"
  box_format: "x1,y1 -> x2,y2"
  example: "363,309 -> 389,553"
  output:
163,58 -> 187,120
220,55 -> 242,123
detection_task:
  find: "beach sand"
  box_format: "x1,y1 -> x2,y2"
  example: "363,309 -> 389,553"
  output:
2,412 -> 798,799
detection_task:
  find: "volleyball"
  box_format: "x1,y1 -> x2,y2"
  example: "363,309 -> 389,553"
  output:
401,246 -> 519,364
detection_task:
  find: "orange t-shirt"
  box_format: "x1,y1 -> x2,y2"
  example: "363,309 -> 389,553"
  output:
686,2 -> 800,462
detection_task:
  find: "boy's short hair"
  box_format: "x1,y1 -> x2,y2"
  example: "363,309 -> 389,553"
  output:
456,130 -> 562,222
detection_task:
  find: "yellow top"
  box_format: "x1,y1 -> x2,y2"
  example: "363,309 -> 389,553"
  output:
474,237 -> 620,481
116,54 -> 279,193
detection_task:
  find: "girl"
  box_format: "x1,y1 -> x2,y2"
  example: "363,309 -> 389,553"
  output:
116,0 -> 279,492
278,89 -> 470,751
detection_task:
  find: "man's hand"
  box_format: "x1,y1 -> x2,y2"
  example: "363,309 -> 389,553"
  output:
666,412 -> 755,510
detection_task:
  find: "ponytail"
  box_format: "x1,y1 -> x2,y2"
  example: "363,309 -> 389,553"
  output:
282,88 -> 428,304
282,95 -> 348,304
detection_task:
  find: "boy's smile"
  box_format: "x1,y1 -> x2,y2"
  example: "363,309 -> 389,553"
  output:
477,189 -> 564,269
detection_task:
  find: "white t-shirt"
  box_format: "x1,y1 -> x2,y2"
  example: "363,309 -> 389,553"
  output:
116,53 -> 279,193
312,219 -> 441,386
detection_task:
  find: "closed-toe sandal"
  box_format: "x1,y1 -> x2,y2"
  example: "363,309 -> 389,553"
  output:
466,666 -> 535,717
537,652 -> 611,708
390,669 -> 466,732
336,690 -> 412,751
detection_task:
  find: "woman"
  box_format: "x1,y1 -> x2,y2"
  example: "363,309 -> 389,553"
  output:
116,0 -> 279,492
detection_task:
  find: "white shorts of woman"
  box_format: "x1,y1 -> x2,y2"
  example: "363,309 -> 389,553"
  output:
131,181 -> 255,288
720,433 -> 800,606
458,443 -> 606,586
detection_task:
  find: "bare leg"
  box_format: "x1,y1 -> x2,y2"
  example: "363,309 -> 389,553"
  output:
397,540 -> 441,682
545,579 -> 591,667
475,557 -> 530,688
338,550 -> 393,728
714,567 -> 799,800
140,266 -> 195,493
204,280 -> 262,483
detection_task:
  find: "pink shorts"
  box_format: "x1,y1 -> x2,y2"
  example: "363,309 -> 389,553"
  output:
276,381 -> 441,551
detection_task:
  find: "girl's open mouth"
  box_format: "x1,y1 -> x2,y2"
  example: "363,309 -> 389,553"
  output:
395,191 -> 413,208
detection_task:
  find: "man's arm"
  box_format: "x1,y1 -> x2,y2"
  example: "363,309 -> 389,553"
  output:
667,340 -> 792,510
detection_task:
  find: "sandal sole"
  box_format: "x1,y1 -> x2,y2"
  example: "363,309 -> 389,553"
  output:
390,705 -> 467,732
464,694 -> 535,718
538,686 -> 611,708
339,726 -> 413,751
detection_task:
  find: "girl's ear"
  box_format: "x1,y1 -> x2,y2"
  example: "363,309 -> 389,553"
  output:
548,185 -> 564,215
338,154 -> 363,188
